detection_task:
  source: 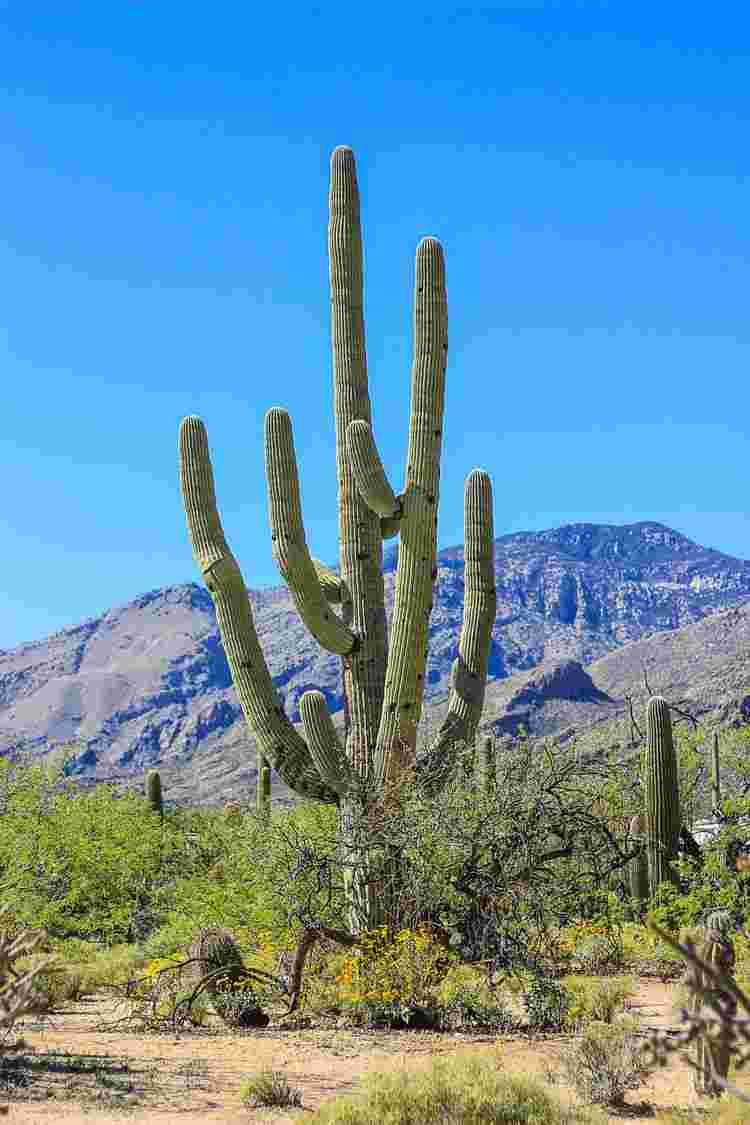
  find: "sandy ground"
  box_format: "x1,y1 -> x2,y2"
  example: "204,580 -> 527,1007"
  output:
2,976 -> 748,1124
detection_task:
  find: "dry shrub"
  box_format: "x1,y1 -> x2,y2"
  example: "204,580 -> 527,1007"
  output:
558,1017 -> 654,1106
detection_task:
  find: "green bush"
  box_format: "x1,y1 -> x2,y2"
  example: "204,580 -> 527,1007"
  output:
307,1053 -> 604,1124
240,1070 -> 303,1109
560,976 -> 636,1029
523,977 -> 571,1030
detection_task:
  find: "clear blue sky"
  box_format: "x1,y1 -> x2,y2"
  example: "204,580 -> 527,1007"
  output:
2,3 -> 749,650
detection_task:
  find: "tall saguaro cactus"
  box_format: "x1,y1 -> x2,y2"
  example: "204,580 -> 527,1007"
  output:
179,147 -> 497,932
643,696 -> 681,896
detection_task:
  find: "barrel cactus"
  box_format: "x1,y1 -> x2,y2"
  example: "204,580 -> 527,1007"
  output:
643,697 -> 681,896
178,147 -> 497,932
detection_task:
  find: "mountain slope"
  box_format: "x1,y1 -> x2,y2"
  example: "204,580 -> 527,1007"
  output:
1,520 -> 748,804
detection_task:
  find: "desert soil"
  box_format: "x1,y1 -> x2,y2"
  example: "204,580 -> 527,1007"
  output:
3,976 -> 748,1124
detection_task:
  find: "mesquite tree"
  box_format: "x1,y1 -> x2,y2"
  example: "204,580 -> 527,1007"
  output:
178,147 -> 497,933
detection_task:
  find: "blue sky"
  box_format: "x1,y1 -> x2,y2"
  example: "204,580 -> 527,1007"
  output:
2,3 -> 749,649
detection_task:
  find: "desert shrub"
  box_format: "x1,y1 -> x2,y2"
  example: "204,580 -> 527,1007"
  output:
0,912 -> 56,1036
124,955 -> 212,1029
558,1018 -> 653,1106
49,941 -> 147,997
571,937 -> 617,973
560,976 -> 636,1029
212,974 -> 270,1028
307,1052 -> 604,1124
433,963 -> 517,1031
334,925 -> 455,1028
240,1069 -> 303,1109
523,977 -> 571,1030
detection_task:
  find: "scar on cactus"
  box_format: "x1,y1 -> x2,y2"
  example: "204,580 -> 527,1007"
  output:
178,146 -> 497,937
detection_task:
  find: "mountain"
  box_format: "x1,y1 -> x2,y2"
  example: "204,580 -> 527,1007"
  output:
1,521 -> 749,806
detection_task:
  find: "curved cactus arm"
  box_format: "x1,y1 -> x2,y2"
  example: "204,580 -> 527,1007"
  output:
329,146 -> 389,775
375,236 -> 448,780
413,470 -> 496,794
346,419 -> 403,522
299,691 -> 362,798
312,559 -> 345,605
265,408 -> 357,656
179,416 -> 338,804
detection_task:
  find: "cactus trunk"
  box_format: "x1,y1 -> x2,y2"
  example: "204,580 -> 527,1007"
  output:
643,697 -> 681,897
178,147 -> 496,935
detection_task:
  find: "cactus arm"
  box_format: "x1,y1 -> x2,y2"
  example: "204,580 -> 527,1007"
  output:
644,696 -> 681,894
265,408 -> 357,656
299,691 -> 362,798
312,559 -> 345,605
375,236 -> 448,778
265,407 -> 357,657
411,470 -> 496,794
179,415 -> 338,804
346,420 -> 403,522
329,146 -> 389,776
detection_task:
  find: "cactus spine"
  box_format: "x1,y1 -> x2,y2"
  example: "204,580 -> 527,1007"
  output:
643,696 -> 681,896
145,769 -> 163,818
178,148 -> 496,932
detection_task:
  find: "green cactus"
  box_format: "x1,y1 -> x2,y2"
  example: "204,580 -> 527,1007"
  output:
145,769 -> 163,818
628,812 -> 649,912
643,696 -> 681,896
710,730 -> 721,816
178,147 -> 496,932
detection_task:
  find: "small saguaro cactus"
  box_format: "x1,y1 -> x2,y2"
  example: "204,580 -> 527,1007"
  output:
145,769 -> 163,818
628,812 -> 649,912
643,696 -> 681,896
178,147 -> 497,932
256,755 -> 271,818
710,730 -> 721,816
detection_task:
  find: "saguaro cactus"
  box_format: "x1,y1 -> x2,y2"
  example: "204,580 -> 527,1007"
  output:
145,769 -> 163,818
627,813 -> 649,913
256,755 -> 271,819
178,147 -> 496,932
710,730 -> 721,816
643,696 -> 681,896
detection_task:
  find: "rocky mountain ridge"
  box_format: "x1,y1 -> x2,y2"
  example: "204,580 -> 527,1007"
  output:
1,520 -> 748,805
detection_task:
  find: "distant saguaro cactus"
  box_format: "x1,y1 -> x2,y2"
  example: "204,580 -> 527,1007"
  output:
145,770 -> 163,818
643,697 -> 681,896
178,147 -> 497,932
628,813 -> 649,912
256,756 -> 271,820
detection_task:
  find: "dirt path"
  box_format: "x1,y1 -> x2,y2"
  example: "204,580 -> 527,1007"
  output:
2,976 -> 746,1124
